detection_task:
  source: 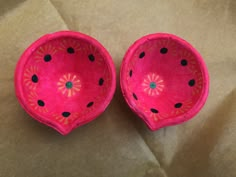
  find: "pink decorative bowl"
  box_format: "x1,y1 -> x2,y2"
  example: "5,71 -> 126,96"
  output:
120,33 -> 209,130
15,31 -> 116,135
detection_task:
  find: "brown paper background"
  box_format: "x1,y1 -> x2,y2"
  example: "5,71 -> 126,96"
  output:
0,0 -> 235,177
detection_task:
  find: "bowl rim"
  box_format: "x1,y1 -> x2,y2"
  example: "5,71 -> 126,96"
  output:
120,33 -> 209,130
15,30 -> 116,135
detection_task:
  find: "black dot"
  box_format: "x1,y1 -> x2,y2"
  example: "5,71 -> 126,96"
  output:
88,54 -> 95,62
99,78 -> 104,86
62,112 -> 71,117
37,100 -> 45,107
133,93 -> 138,100
160,47 -> 168,54
181,59 -> 188,66
139,52 -> 145,58
175,103 -> 182,108
150,108 -> 159,113
44,54 -> 52,62
188,79 -> 195,87
67,47 -> 75,54
129,70 -> 133,77
87,102 -> 94,107
31,74 -> 38,83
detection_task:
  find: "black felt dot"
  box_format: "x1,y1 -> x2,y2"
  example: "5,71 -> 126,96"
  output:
175,103 -> 182,108
129,70 -> 133,77
62,112 -> 71,117
37,100 -> 45,107
150,108 -> 159,113
31,74 -> 38,83
88,54 -> 95,62
67,47 -> 75,54
181,59 -> 188,66
139,52 -> 145,58
188,79 -> 195,87
99,78 -> 104,86
160,47 -> 168,54
133,93 -> 138,100
44,54 -> 52,62
87,102 -> 94,107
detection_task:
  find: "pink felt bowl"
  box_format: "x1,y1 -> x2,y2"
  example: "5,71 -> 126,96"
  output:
120,33 -> 209,130
15,31 -> 116,135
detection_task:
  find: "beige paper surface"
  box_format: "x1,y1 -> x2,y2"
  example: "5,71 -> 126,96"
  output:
0,0 -> 235,176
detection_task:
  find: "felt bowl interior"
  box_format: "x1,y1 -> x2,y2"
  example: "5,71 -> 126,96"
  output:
120,33 -> 209,130
15,31 -> 116,135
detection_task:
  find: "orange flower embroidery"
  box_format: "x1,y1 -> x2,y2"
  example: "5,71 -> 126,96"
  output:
59,38 -> 81,54
35,44 -> 57,62
24,66 -> 39,90
53,112 -> 79,125
28,92 -> 48,113
57,73 -> 81,97
142,73 -> 164,96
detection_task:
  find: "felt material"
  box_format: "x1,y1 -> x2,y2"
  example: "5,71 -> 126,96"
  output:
15,31 -> 116,135
0,0 -> 236,177
120,33 -> 209,130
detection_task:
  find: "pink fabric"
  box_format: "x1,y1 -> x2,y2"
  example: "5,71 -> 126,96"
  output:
120,33 -> 209,130
15,31 -> 116,135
